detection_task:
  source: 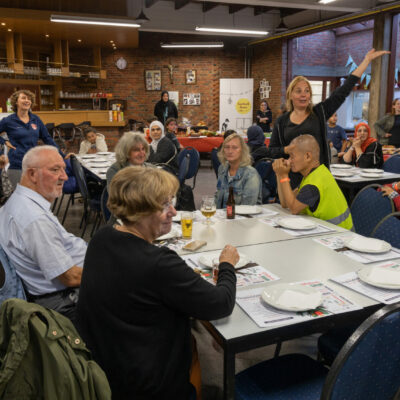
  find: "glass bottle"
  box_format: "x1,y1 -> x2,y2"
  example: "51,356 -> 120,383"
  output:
226,186 -> 235,219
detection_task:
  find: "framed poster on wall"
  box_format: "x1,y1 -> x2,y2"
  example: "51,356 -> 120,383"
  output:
183,93 -> 201,105
185,70 -> 196,84
145,70 -> 161,91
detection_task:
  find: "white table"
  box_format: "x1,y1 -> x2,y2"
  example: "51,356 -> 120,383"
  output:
76,153 -> 115,181
203,237 -> 397,399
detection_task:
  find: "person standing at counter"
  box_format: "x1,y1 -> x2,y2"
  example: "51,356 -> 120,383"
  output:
154,91 -> 178,125
256,100 -> 272,132
269,49 -> 389,188
0,89 -> 60,188
374,98 -> 400,147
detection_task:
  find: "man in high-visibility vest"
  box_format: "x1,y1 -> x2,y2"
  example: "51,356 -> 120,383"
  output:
273,134 -> 353,230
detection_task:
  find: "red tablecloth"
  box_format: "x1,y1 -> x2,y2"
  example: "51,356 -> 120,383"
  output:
177,136 -> 270,153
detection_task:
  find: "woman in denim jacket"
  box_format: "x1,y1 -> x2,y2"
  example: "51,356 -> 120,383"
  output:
215,133 -> 262,208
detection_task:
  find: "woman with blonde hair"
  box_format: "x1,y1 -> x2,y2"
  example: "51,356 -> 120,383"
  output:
269,49 -> 389,187
374,97 -> 400,146
76,167 -> 238,400
215,133 -> 262,208
106,131 -> 153,188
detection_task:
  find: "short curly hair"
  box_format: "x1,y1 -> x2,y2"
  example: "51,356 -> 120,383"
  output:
10,90 -> 36,112
115,131 -> 150,165
108,166 -> 179,224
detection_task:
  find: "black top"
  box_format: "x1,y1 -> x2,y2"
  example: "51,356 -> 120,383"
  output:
256,109 -> 272,132
389,114 -> 400,147
343,141 -> 384,169
76,226 -> 236,400
166,131 -> 181,152
154,100 -> 178,125
297,184 -> 320,212
148,136 -> 179,170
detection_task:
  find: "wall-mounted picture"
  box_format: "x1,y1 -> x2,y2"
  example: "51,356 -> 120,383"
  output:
185,70 -> 196,84
145,69 -> 161,91
183,93 -> 201,106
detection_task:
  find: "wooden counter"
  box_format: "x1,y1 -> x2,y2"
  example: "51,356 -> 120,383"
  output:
36,110 -> 125,127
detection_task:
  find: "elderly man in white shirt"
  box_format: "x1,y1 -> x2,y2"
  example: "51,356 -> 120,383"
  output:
0,145 -> 86,322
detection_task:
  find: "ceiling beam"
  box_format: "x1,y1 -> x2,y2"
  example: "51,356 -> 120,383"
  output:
175,0 -> 191,10
203,2 -> 219,12
280,8 -> 302,17
228,4 -> 247,14
145,0 -> 162,8
254,6 -> 274,16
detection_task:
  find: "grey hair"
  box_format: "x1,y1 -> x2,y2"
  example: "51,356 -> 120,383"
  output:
21,145 -> 59,174
289,134 -> 320,160
115,131 -> 150,165
218,133 -> 252,167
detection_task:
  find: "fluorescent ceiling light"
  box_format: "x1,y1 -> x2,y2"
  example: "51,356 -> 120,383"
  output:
196,26 -> 268,36
161,42 -> 224,48
318,0 -> 336,4
50,15 -> 140,28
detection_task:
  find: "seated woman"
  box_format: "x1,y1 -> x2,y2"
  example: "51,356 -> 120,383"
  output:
78,127 -> 108,154
148,120 -> 178,171
246,125 -> 272,164
164,117 -> 181,153
106,131 -> 153,188
215,133 -> 262,208
381,181 -> 400,211
342,122 -> 383,169
76,167 -> 238,400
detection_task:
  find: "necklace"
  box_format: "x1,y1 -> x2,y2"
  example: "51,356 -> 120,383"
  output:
116,224 -> 147,241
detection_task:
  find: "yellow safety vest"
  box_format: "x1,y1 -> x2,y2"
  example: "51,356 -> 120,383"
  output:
299,165 -> 353,230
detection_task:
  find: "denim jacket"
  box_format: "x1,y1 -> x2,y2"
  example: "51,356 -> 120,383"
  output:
215,164 -> 262,208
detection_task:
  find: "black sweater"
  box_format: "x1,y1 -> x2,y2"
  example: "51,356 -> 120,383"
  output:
76,226 -> 236,400
343,141 -> 384,169
154,100 -> 178,124
148,136 -> 179,170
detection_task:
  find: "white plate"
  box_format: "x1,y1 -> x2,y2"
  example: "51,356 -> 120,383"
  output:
330,164 -> 352,169
331,170 -> 355,178
360,172 -> 383,178
343,236 -> 391,254
361,168 -> 384,174
198,253 -> 250,269
261,283 -> 323,312
358,266 -> 400,289
172,211 -> 182,222
91,168 -> 108,173
97,152 -> 112,156
157,225 -> 181,241
276,216 -> 317,230
89,163 -> 110,168
89,158 -> 108,163
235,205 -> 262,215
81,155 -> 97,159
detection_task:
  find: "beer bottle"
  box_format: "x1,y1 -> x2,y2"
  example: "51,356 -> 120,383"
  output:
226,186 -> 235,219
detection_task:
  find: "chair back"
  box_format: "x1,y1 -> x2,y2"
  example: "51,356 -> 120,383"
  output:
178,147 -> 200,188
350,184 -> 394,236
254,159 -> 277,203
55,123 -> 76,142
321,303 -> 400,400
383,154 -> 400,173
178,154 -> 190,185
70,155 -> 90,203
371,211 -> 400,248
100,185 -> 111,223
211,147 -> 221,178
0,245 -> 26,307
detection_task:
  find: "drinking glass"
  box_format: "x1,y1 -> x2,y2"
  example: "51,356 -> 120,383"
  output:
200,196 -> 217,225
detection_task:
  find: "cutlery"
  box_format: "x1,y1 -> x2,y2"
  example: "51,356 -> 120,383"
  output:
235,262 -> 258,271
334,247 -> 350,252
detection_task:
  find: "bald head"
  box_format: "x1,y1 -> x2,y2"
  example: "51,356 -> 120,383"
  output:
288,135 -> 320,161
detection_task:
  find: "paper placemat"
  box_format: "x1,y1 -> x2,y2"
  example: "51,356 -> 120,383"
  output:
260,218 -> 335,236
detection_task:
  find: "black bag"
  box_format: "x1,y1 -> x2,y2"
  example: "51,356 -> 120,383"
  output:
176,183 -> 195,211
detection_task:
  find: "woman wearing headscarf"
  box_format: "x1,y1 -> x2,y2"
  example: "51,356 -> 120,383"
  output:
148,120 -> 178,171
342,122 -> 383,168
154,91 -> 178,125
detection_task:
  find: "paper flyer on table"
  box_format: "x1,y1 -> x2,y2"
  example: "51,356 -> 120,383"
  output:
314,236 -> 400,263
236,281 -> 360,328
181,252 -> 280,288
260,219 -> 334,236
331,262 -> 400,304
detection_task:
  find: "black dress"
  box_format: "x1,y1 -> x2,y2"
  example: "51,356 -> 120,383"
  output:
256,109 -> 272,132
154,100 -> 178,125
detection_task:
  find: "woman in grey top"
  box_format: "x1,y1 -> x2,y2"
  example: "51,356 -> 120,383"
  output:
374,98 -> 400,146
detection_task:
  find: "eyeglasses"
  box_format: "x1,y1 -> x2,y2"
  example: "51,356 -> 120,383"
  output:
162,196 -> 177,213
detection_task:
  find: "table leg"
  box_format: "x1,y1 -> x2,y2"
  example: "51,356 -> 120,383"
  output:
223,347 -> 236,400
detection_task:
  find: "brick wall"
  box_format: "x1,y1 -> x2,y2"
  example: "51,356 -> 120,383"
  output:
336,29 -> 373,67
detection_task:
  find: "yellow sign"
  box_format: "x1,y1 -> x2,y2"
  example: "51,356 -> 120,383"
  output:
235,98 -> 251,114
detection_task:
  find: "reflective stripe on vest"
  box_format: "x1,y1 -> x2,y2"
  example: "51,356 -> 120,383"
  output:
327,207 -> 351,226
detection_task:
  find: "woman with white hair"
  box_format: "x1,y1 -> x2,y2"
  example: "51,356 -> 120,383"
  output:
215,133 -> 262,208
147,120 -> 178,171
106,131 -> 153,188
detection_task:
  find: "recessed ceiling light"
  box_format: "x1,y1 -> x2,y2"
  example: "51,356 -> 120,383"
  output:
77,39 -> 82,42
1,23 -> 6,26
110,40 -> 114,43
45,34 -> 50,37
195,26 -> 268,36
7,28 -> 12,32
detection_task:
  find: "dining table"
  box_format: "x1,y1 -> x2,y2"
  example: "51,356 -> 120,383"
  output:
162,204 -> 400,400
76,152 -> 115,182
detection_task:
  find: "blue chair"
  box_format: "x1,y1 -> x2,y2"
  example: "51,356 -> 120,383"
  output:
0,245 -> 26,307
350,184 -> 394,237
371,211 -> 400,248
211,147 -> 221,178
177,147 -> 200,189
383,154 -> 400,173
236,303 -> 400,400
254,159 -> 277,203
70,156 -> 101,238
177,154 -> 190,185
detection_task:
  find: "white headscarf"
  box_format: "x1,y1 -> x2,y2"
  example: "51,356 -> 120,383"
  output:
149,120 -> 165,152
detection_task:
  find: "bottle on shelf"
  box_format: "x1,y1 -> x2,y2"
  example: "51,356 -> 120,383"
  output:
226,186 -> 235,219
6,98 -> 12,113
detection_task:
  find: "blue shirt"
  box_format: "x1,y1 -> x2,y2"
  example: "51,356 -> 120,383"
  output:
0,185 -> 87,295
215,164 -> 262,208
0,112 -> 59,170
327,124 -> 347,152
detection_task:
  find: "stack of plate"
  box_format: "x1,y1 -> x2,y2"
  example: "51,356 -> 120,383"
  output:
358,266 -> 400,289
359,168 -> 384,178
343,236 -> 391,254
